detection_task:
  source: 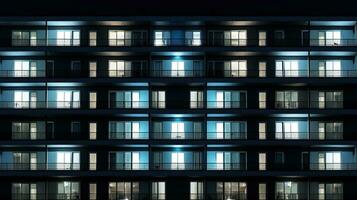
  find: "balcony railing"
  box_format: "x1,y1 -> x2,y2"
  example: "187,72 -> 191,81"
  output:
0,101 -> 80,109
12,193 -> 80,200
8,38 -> 357,47
2,69 -> 357,78
0,163 -> 80,170
275,101 -> 344,109
260,162 -> 357,171
152,131 -> 204,140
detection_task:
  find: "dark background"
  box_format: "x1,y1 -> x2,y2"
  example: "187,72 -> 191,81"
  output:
1,0 -> 357,16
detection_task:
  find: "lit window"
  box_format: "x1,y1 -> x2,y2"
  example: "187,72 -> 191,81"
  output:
14,91 -> 36,109
259,31 -> 267,46
56,30 -> 80,46
171,152 -> 185,170
190,182 -> 203,200
259,62 -> 267,77
108,30 -> 126,46
154,31 -> 168,46
276,60 -> 299,77
89,153 -> 97,170
320,60 -> 341,77
171,61 -> 185,77
109,60 -> 131,77
225,60 -> 247,77
89,122 -> 97,140
56,152 -> 80,170
89,61 -> 97,77
152,182 -> 165,200
14,60 -> 29,77
190,91 -> 203,109
89,31 -> 97,46
319,31 -> 341,46
171,122 -> 185,139
259,183 -> 266,200
56,91 -> 80,108
152,91 -> 165,109
259,122 -> 266,140
259,153 -> 266,170
89,183 -> 97,200
259,92 -> 266,109
89,92 -> 97,109
276,121 -> 299,139
276,91 -> 298,109
225,30 -> 247,46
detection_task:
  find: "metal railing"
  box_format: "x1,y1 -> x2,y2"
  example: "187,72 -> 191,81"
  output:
0,163 -> 80,170
2,69 -> 357,78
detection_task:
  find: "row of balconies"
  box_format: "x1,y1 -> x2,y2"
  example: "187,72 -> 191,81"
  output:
6,29 -> 357,47
0,150 -> 357,171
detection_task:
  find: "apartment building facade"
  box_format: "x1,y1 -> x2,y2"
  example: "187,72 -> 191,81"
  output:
0,16 -> 356,199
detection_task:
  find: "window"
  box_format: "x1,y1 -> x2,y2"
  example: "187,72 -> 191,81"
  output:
109,30 -> 126,46
259,92 -> 266,109
14,91 -> 30,108
89,153 -> 97,170
192,31 -> 201,46
190,91 -> 203,109
259,183 -> 266,200
274,30 -> 285,40
56,30 -> 80,46
89,92 -> 97,109
217,182 -> 247,200
317,122 -> 343,140
171,152 -> 185,170
259,61 -> 266,77
109,121 -> 145,139
171,122 -> 185,139
190,182 -> 203,200
109,182 -> 139,200
275,152 -> 284,164
225,30 -> 247,46
55,152 -> 80,170
109,60 -> 131,77
152,182 -> 165,200
315,91 -> 343,109
12,122 -> 44,140
325,152 -> 341,170
14,60 -> 34,77
259,122 -> 266,140
154,31 -> 169,46
89,122 -> 97,140
152,91 -> 166,109
276,182 -> 298,200
276,60 -> 299,77
89,61 -> 97,77
89,31 -> 97,46
276,91 -> 298,109
56,91 -> 80,108
89,183 -> 97,200
319,31 -> 341,46
171,61 -> 185,77
259,153 -> 266,170
12,31 -> 38,46
225,60 -> 247,77
276,121 -> 299,139
259,31 -> 267,46
318,60 -> 341,77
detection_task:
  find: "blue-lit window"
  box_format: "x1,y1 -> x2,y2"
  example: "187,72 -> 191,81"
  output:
276,60 -> 300,77
207,151 -> 246,170
319,60 -> 341,77
207,121 -> 247,139
275,121 -> 308,139
154,31 -> 170,46
54,91 -> 80,109
109,151 -> 148,170
109,90 -> 148,109
318,31 -> 341,46
186,31 -> 201,46
47,151 -> 80,170
108,121 -> 149,139
12,30 -> 46,46
152,121 -> 202,140
207,90 -> 246,109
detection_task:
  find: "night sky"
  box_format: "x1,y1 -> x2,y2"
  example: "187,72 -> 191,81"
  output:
1,0 -> 357,17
